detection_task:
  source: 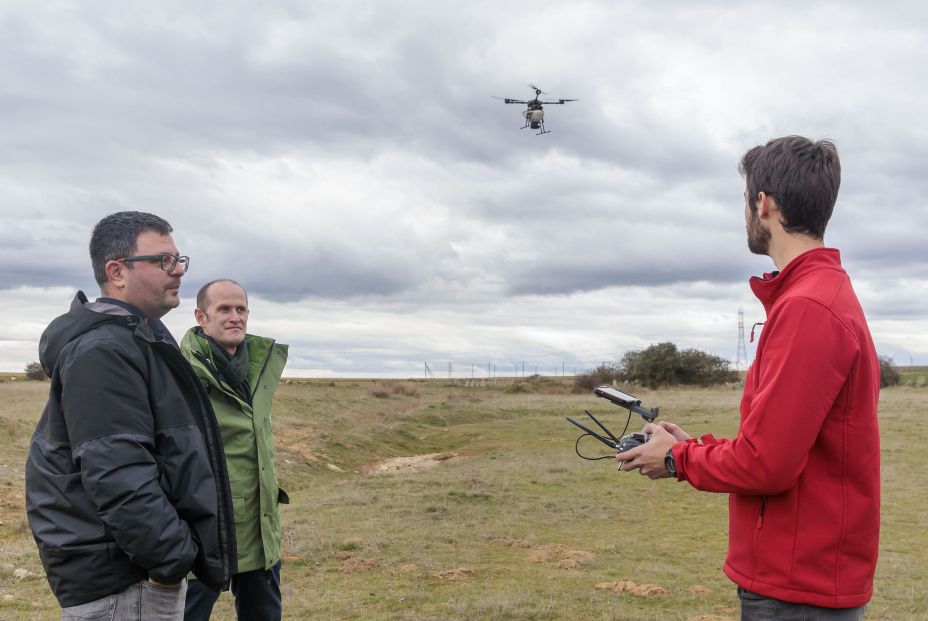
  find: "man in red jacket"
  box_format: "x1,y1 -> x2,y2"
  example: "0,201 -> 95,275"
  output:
618,136 -> 880,620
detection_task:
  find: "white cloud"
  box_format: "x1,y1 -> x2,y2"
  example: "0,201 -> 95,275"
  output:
1,0 -> 926,374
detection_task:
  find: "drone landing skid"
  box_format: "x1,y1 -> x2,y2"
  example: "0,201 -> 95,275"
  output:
520,119 -> 550,135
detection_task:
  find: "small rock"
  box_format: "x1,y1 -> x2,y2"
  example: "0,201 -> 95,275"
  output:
13,568 -> 31,581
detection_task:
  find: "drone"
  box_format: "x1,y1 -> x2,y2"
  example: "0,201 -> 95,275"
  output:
494,84 -> 577,135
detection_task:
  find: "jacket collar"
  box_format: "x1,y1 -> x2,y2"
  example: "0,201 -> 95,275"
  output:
95,297 -> 177,346
749,247 -> 845,314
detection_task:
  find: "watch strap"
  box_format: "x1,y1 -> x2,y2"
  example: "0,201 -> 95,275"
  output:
664,448 -> 677,477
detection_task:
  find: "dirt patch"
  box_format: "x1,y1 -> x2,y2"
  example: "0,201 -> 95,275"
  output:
688,585 -> 712,595
0,487 -> 26,531
276,425 -> 319,463
594,580 -> 668,597
435,567 -> 473,581
338,557 -> 379,573
365,452 -> 457,475
490,537 -> 595,569
687,616 -> 735,621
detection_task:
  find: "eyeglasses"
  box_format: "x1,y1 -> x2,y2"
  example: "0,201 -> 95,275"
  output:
117,254 -> 190,273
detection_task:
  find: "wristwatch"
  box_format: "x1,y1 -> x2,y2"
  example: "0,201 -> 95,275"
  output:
664,449 -> 677,477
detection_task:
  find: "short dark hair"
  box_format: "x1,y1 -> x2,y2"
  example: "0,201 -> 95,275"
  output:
89,212 -> 174,286
739,136 -> 841,239
197,279 -> 248,310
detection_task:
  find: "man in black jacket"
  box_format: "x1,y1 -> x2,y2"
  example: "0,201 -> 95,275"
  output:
25,212 -> 237,620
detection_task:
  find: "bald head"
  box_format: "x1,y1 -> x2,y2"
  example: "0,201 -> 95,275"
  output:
197,279 -> 247,310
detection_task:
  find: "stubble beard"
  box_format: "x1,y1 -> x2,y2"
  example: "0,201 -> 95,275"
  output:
746,211 -> 771,256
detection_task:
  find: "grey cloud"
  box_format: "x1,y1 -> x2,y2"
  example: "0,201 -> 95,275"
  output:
507,251 -> 748,296
2,0 -> 928,375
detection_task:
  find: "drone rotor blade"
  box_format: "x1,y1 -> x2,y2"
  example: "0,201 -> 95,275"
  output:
539,98 -> 579,105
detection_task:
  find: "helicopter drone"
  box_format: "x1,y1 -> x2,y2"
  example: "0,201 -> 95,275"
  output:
494,84 -> 577,135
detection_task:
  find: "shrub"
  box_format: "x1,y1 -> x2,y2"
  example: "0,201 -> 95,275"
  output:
677,348 -> 741,387
879,355 -> 900,388
617,342 -> 738,388
392,383 -> 421,397
573,364 -> 621,391
25,362 -> 47,381
620,342 -> 679,388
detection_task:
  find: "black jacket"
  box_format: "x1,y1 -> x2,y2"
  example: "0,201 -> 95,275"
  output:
25,292 -> 236,607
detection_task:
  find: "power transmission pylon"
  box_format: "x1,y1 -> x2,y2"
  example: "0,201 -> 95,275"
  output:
736,307 -> 748,371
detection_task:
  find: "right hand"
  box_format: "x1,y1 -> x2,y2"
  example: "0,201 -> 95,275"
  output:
657,421 -> 691,441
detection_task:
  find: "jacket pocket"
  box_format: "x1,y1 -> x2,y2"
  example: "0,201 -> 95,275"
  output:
233,496 -> 246,524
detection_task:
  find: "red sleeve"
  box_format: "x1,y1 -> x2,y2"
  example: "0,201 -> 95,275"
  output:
675,297 -> 859,495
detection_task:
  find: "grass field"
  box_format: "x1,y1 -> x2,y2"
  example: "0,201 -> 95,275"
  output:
1,376 -> 926,620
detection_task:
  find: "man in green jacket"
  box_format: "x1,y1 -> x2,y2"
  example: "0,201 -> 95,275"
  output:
181,279 -> 289,621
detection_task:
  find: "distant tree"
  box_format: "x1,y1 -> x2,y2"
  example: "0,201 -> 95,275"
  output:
678,348 -> 740,387
25,361 -> 47,381
617,342 -> 738,388
620,342 -> 679,388
878,355 -> 900,388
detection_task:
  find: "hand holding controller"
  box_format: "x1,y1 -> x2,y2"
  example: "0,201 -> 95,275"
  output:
617,431 -> 650,453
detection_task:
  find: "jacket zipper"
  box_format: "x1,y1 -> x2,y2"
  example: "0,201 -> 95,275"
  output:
170,346 -> 236,584
193,351 -> 226,391
751,496 -> 767,576
250,339 -> 276,401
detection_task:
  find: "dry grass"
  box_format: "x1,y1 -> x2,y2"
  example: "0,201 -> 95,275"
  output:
0,379 -> 925,620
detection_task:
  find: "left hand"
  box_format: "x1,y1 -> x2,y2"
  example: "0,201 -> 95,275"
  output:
616,422 -> 677,479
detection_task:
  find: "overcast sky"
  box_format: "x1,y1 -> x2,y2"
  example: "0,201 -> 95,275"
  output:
2,0 -> 926,378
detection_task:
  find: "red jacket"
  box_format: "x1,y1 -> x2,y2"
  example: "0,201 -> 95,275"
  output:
674,248 -> 880,608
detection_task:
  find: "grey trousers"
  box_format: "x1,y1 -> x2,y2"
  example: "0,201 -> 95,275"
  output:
739,587 -> 867,620
61,579 -> 187,621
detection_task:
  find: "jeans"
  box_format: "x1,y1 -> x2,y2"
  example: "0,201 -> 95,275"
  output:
739,587 -> 867,620
185,561 -> 282,621
61,579 -> 186,621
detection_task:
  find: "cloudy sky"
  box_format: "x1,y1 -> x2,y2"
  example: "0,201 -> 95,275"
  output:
2,1 -> 926,377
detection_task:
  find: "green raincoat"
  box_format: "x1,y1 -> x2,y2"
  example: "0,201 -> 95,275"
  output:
181,328 -> 289,573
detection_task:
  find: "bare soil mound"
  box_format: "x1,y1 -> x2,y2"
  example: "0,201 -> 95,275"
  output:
364,452 -> 457,474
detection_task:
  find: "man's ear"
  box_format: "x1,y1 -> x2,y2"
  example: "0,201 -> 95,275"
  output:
103,260 -> 128,292
756,191 -> 778,220
194,307 -> 208,329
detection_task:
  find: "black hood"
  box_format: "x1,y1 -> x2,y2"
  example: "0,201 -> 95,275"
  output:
39,291 -> 146,376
